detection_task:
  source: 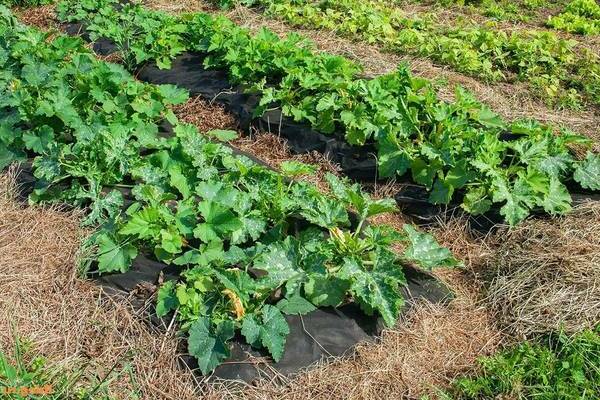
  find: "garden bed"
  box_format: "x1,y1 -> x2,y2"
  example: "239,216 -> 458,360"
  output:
2,1 -> 600,398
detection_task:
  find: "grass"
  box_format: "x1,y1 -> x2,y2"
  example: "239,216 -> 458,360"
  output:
0,333 -> 122,399
448,327 -> 600,399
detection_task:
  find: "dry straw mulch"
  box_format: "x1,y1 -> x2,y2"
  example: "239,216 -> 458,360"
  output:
14,4 -> 58,30
173,95 -> 239,132
483,202 -> 600,338
0,173 -> 200,399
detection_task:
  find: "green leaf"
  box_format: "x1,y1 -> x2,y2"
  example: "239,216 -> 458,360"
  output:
232,215 -> 267,244
188,318 -> 234,375
462,187 -> 492,216
573,153 -> 600,191
206,129 -> 238,142
241,305 -> 290,362
411,158 -> 436,188
119,207 -> 161,239
240,315 -> 260,347
196,181 -> 223,202
160,228 -> 183,254
280,160 -> 317,177
351,269 -> 404,327
304,274 -> 349,307
23,126 -> 53,153
429,178 -> 454,205
156,281 -> 178,317
323,172 -> 394,218
175,202 -> 196,235
474,107 -> 504,129
512,139 -> 549,165
402,225 -> 459,269
542,178 -> 572,215
253,244 -> 303,290
21,63 -> 51,86
277,293 -> 316,315
324,172 -> 350,201
169,165 -> 192,199
298,196 -> 349,229
165,109 -> 178,125
194,201 -> 242,242
83,189 -> 124,226
197,240 -> 225,266
538,153 -> 572,178
378,149 -> 411,178
97,234 -> 138,274
0,145 -> 18,170
445,161 -> 473,190
366,198 -> 397,218
173,250 -> 201,266
158,84 -> 189,105
492,177 -> 536,225
342,250 -> 406,326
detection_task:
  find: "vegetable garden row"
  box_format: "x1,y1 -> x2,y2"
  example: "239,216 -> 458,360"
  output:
213,0 -> 600,110
548,0 -> 600,34
434,0 -> 565,23
435,0 -> 600,35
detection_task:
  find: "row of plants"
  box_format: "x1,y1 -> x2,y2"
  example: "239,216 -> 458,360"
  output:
55,0 -> 600,226
434,0 -> 600,37
433,0 -> 555,23
446,326 -> 600,399
548,0 -> 600,35
219,0 -> 600,110
1,0 -> 52,6
0,6 -> 459,373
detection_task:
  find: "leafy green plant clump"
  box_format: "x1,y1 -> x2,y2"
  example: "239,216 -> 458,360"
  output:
0,7 -> 458,373
56,0 -> 600,225
435,0 -> 555,23
449,327 -> 600,399
1,0 -> 52,7
548,0 -> 600,35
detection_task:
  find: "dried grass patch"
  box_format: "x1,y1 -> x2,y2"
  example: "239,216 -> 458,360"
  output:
142,0 -> 214,14
483,202 -> 600,338
172,95 -> 238,132
234,132 -> 341,190
0,172 -> 200,399
14,4 -> 58,31
429,217 -> 494,270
